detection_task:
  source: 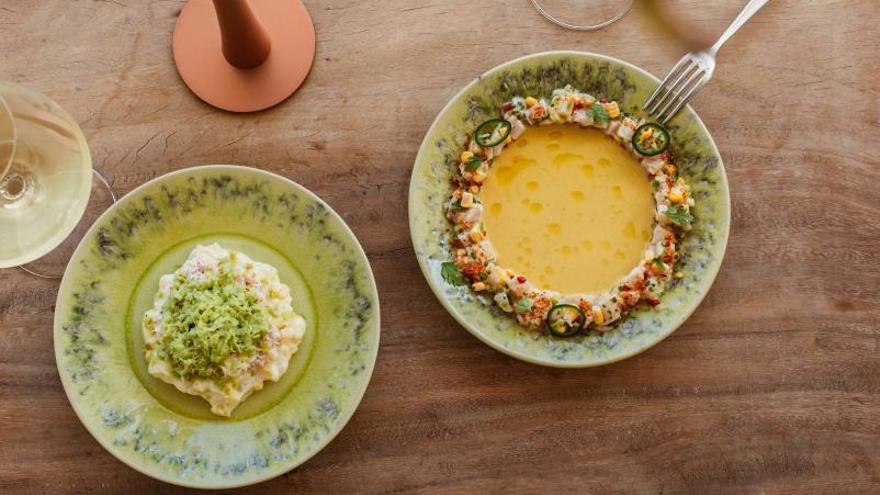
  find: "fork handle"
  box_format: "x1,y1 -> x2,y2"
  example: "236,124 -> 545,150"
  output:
709,0 -> 770,55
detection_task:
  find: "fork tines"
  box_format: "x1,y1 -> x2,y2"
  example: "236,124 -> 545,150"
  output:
643,53 -> 710,124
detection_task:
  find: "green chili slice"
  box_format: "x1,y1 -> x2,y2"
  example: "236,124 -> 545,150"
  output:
474,119 -> 512,147
632,123 -> 670,156
547,304 -> 586,338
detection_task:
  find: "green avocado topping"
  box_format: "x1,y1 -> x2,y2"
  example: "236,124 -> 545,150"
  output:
159,258 -> 268,381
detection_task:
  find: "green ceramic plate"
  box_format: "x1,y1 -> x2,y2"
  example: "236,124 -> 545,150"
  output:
409,51 -> 729,368
54,165 -> 380,488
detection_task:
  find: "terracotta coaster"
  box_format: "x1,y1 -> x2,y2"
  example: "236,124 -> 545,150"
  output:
173,0 -> 316,112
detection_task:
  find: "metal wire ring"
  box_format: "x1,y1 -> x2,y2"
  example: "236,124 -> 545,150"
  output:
530,0 -> 634,31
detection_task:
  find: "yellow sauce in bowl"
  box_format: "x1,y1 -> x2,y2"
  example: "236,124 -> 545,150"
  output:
480,125 -> 654,294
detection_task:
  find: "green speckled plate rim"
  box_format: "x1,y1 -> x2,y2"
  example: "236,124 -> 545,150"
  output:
408,50 -> 730,368
53,165 -> 381,489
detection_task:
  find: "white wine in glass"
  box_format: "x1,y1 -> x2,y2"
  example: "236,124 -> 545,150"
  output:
0,82 -> 93,269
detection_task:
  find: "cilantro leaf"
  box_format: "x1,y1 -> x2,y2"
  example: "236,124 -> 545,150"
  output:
465,155 -> 483,171
440,261 -> 466,286
665,205 -> 694,226
588,103 -> 610,123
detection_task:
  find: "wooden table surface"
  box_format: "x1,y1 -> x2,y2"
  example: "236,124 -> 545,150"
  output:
1,0 -> 878,493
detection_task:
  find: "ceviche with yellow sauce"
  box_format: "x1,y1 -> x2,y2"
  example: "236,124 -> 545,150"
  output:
443,86 -> 695,337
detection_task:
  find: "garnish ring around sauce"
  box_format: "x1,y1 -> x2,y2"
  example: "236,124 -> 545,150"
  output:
444,85 -> 696,335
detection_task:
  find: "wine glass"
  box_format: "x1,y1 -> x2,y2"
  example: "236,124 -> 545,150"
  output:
0,81 -> 115,278
530,0 -> 634,30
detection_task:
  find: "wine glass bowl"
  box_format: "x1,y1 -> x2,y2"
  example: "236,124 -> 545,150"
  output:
0,82 -> 93,269
0,95 -> 16,196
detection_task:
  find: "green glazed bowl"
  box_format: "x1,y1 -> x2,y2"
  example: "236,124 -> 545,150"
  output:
54,165 -> 380,488
409,51 -> 729,368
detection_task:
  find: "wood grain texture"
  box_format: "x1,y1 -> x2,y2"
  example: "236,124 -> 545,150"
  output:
1,0 -> 878,493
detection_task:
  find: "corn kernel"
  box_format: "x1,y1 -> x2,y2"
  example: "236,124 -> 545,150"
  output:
604,101 -> 620,118
469,185 -> 479,193
641,127 -> 653,139
593,307 -> 605,325
468,229 -> 484,242
525,96 -> 538,108
472,282 -> 486,291
666,164 -> 677,175
668,190 -> 684,203
460,191 -> 474,208
506,269 -> 515,278
460,150 -> 474,163
456,249 -> 466,256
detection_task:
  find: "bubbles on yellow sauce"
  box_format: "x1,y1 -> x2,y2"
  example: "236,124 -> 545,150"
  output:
553,153 -> 583,168
581,163 -> 595,178
480,125 -> 654,294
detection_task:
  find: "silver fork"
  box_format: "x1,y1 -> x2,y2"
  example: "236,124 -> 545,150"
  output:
643,0 -> 770,124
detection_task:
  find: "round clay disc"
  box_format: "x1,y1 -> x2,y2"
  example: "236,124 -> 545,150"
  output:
173,0 -> 316,112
